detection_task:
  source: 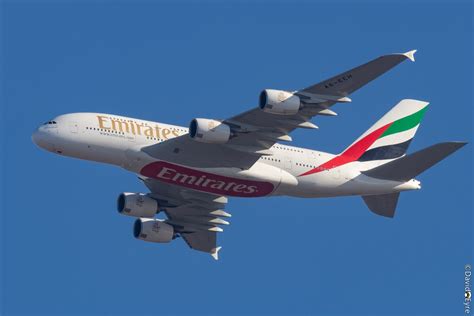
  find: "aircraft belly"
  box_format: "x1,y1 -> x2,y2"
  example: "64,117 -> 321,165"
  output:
125,149 -> 297,197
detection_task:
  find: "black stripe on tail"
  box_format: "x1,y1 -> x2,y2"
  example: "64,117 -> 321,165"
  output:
358,139 -> 412,161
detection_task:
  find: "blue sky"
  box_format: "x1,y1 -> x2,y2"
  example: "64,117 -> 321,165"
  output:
1,1 -> 472,315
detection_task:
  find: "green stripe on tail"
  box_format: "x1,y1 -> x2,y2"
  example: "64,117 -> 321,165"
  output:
380,106 -> 428,138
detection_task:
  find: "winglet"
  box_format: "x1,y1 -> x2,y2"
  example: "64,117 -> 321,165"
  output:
402,49 -> 417,62
211,246 -> 222,260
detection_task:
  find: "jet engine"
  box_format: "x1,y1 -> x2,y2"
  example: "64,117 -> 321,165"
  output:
117,192 -> 159,218
189,118 -> 231,144
133,218 -> 174,243
259,89 -> 301,115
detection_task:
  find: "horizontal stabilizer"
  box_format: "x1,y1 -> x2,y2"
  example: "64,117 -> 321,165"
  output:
363,142 -> 467,181
362,193 -> 400,218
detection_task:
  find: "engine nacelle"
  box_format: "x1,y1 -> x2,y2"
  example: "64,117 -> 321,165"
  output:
189,118 -> 231,144
259,89 -> 301,115
133,218 -> 174,243
117,192 -> 158,218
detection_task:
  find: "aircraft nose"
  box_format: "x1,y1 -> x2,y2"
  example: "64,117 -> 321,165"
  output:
32,128 -> 55,152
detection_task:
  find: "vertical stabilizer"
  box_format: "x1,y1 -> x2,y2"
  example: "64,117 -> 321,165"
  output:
343,99 -> 429,162
299,99 -> 430,177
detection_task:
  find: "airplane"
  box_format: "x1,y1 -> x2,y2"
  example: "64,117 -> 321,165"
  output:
32,50 -> 466,260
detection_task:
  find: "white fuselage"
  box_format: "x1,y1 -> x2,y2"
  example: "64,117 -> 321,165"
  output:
32,113 -> 420,198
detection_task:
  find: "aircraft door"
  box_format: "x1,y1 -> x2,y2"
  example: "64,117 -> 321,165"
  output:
69,121 -> 78,133
284,157 -> 292,170
126,131 -> 135,142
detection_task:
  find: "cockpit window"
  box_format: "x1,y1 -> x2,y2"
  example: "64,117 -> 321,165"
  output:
43,121 -> 57,125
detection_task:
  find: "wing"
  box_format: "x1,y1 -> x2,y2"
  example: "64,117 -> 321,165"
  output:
142,50 -> 416,169
141,176 -> 230,260
224,50 -> 417,149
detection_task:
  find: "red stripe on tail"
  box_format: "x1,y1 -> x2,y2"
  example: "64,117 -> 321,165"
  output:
299,123 -> 392,177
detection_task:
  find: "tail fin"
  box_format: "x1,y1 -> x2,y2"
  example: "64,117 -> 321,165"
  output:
342,99 -> 429,162
363,142 -> 467,182
298,99 -> 429,177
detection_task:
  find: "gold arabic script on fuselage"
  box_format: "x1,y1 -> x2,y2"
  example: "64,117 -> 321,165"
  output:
96,115 -> 182,140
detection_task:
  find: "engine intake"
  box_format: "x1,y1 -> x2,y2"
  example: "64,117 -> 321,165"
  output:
259,89 -> 301,115
189,118 -> 231,144
133,218 -> 174,243
117,192 -> 158,218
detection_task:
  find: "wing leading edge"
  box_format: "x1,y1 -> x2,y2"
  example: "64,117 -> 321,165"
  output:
225,50 -> 417,150
142,50 -> 417,170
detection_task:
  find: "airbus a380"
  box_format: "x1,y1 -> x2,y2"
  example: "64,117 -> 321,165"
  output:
32,50 -> 466,259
